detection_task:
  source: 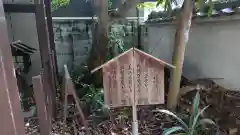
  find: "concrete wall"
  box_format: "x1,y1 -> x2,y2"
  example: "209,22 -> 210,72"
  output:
53,19 -> 141,73
146,17 -> 240,90
53,20 -> 93,73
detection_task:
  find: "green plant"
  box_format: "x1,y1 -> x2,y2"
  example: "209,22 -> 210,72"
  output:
70,64 -> 105,115
156,91 -> 219,135
107,25 -> 128,59
51,0 -> 70,11
108,0 -> 113,9
81,84 -> 104,115
70,64 -> 94,97
137,2 -> 156,9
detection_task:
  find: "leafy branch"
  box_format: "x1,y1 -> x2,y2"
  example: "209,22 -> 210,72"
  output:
51,0 -> 70,11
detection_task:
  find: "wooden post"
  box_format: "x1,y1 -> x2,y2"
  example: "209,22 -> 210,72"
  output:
35,3 -> 56,116
0,0 -> 25,134
132,47 -> 138,135
63,86 -> 68,134
0,54 -> 24,135
32,75 -> 51,135
63,65 -> 87,134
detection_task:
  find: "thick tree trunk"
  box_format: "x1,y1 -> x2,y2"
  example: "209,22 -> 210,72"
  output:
167,0 -> 193,110
88,0 -> 109,86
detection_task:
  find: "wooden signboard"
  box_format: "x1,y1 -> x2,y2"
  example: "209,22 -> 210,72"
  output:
92,47 -> 175,135
92,48 -> 175,107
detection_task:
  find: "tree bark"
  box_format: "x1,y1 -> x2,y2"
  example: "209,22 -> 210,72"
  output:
88,0 -> 109,86
88,0 -> 140,85
167,0 -> 193,110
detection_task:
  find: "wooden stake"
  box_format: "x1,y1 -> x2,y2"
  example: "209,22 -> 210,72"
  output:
63,88 -> 68,134
73,121 -> 78,135
62,65 -> 87,135
132,47 -> 138,135
132,105 -> 138,135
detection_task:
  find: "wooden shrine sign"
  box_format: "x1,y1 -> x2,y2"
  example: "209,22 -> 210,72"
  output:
92,48 -> 175,107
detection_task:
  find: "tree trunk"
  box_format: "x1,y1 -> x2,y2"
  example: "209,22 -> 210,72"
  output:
88,0 -> 109,86
167,0 -> 193,110
88,0 -> 140,85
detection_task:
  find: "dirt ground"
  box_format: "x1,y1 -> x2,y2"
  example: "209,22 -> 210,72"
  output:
25,83 -> 240,135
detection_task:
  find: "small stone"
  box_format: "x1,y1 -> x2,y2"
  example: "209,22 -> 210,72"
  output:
229,128 -> 238,135
25,122 -> 30,127
111,131 -> 117,135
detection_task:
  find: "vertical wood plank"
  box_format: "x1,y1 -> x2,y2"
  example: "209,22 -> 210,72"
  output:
126,52 -> 133,105
116,59 -> 122,105
36,4 -> 55,117
147,60 -> 153,104
142,55 -> 149,104
158,66 -> 165,104
111,63 -> 118,106
0,0 -> 25,134
126,61 -> 133,105
153,67 -> 160,103
117,51 -> 131,106
149,60 -> 164,104
119,63 -> 125,106
32,75 -> 51,135
0,55 -> 16,135
108,70 -> 113,106
103,67 -> 110,106
134,51 -> 140,105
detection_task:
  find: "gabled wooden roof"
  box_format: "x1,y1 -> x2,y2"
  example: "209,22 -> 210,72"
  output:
91,47 -> 175,73
11,40 -> 37,55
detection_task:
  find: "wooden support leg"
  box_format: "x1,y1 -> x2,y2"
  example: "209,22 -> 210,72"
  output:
73,121 -> 78,135
63,94 -> 68,134
74,94 -> 88,128
63,64 -> 88,134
